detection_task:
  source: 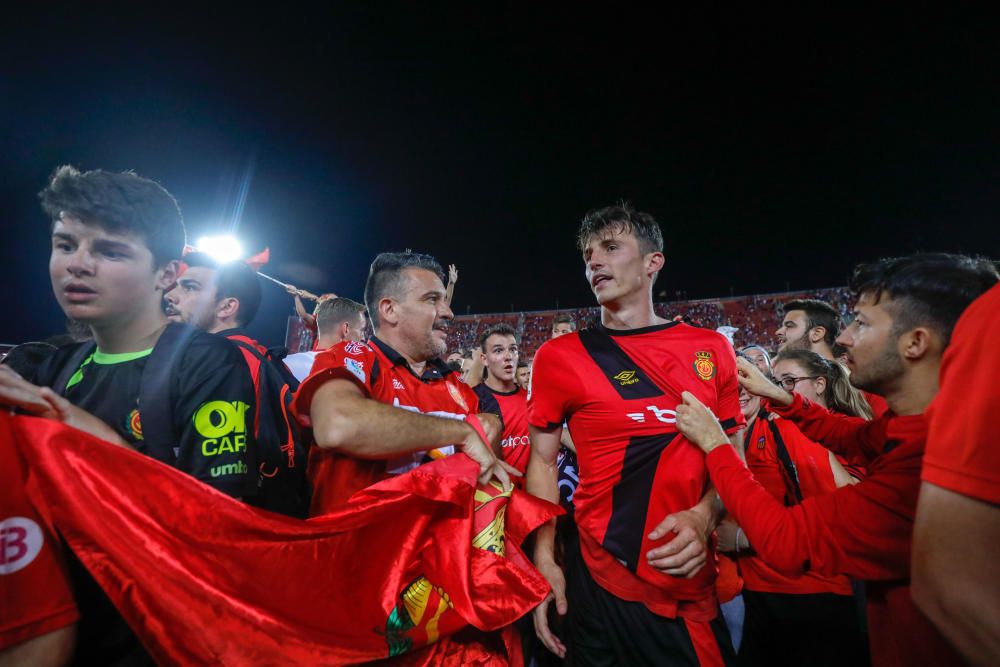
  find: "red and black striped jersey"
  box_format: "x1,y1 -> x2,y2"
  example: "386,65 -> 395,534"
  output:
293,336 -> 479,515
528,321 -> 744,619
473,383 -> 530,483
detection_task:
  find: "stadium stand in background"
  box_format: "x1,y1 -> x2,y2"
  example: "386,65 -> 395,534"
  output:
284,287 -> 854,359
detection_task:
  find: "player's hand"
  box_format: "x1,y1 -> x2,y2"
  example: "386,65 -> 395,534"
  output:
460,421 -> 520,491
736,357 -> 792,405
532,560 -> 568,658
38,388 -> 130,447
0,365 -> 58,416
448,264 -> 458,284
675,391 -> 730,454
646,506 -> 711,577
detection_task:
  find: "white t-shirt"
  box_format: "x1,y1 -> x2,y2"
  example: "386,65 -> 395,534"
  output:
284,351 -> 320,383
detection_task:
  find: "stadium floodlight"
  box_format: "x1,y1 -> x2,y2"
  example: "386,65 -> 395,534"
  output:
196,235 -> 244,263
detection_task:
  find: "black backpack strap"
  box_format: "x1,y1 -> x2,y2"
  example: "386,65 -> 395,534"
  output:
51,342 -> 97,396
139,323 -> 198,465
767,417 -> 804,505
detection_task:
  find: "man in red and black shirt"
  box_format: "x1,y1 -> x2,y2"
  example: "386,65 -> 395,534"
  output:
473,323 -> 531,484
291,251 -> 515,514
527,204 -> 744,666
674,253 -> 998,667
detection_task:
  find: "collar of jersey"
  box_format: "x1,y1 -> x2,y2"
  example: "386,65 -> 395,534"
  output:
595,321 -> 680,337
92,348 -> 154,365
483,383 -> 521,396
369,335 -> 453,380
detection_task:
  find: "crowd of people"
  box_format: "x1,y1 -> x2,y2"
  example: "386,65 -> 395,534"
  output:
1,165 -> 998,667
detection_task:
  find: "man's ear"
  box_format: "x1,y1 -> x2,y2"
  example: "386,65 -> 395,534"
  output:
646,251 -> 665,277
899,326 -> 936,361
156,260 -> 180,293
217,297 -> 240,323
809,326 -> 827,344
379,297 -> 398,326
340,321 -> 350,340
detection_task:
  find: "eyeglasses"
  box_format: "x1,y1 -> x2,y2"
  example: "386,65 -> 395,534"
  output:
775,375 -> 820,391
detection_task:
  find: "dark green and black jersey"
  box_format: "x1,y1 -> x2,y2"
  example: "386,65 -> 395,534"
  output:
34,331 -> 258,498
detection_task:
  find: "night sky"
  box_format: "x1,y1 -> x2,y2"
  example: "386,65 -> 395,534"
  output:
3,7 -> 998,347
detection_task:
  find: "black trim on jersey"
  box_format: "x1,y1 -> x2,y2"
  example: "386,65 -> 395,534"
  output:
594,321 -> 680,337
577,328 -> 664,400
720,417 -> 739,431
473,383 -> 503,416
369,336 -> 453,382
604,432 -> 678,572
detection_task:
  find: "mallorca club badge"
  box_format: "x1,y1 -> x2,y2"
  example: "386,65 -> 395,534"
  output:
446,381 -> 468,412
124,408 -> 144,440
693,351 -> 717,381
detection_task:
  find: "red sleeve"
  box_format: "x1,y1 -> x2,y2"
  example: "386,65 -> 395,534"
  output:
923,283 -> 1000,503
771,392 -> 886,466
706,444 -> 915,581
527,340 -> 578,429
713,340 -> 746,434
291,342 -> 378,427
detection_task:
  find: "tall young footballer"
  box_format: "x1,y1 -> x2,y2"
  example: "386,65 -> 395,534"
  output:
0,166 -> 257,665
473,323 -> 531,485
526,204 -> 744,666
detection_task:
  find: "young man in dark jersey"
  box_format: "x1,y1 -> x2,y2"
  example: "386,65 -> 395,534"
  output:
674,253 -> 998,667
526,204 -> 744,666
472,323 -> 531,484
0,166 -> 257,665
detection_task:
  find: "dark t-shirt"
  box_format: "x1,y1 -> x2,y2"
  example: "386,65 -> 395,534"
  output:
35,332 -> 258,497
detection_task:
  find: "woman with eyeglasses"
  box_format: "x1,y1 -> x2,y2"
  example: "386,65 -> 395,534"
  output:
718,351 -> 866,667
771,349 -> 873,421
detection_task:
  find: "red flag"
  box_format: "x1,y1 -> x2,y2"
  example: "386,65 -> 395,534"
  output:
4,414 -> 558,665
245,247 -> 270,270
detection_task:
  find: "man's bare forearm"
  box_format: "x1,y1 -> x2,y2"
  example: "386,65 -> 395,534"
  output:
312,382 -> 472,458
527,426 -> 562,566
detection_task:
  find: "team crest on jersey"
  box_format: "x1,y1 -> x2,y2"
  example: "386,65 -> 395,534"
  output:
446,382 -> 469,411
757,435 -> 766,450
344,341 -> 367,355
612,370 -> 639,386
693,351 -> 716,380
123,408 -> 144,440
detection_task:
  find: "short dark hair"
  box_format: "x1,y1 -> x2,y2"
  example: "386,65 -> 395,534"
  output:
783,299 -> 841,347
849,253 -> 999,345
315,297 -> 365,336
39,165 -> 186,269
516,360 -> 529,369
479,323 -> 517,351
552,313 -> 576,331
183,252 -> 262,327
577,203 -> 664,256
364,251 -> 446,330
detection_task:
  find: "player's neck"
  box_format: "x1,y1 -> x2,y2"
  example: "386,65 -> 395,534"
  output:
884,364 -> 940,416
600,294 -> 667,331
485,375 -> 517,393
315,335 -> 337,351
91,306 -> 169,354
377,330 -> 430,376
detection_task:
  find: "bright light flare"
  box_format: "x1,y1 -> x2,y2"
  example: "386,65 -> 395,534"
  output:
196,235 -> 243,263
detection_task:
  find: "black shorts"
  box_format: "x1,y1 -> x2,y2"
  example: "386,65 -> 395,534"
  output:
563,533 -> 735,667
738,589 -> 868,667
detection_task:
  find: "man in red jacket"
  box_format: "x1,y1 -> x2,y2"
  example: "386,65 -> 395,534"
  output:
671,253 -> 998,667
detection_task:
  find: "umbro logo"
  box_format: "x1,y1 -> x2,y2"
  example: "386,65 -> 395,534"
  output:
613,370 -> 639,386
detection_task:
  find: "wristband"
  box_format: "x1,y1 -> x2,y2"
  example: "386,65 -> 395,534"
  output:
465,413 -> 490,447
